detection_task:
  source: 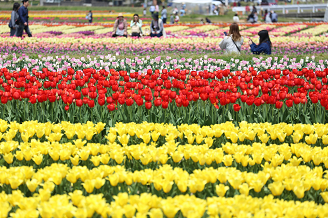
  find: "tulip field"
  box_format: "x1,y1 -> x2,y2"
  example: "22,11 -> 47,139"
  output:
1,23 -> 328,56
1,17 -> 328,217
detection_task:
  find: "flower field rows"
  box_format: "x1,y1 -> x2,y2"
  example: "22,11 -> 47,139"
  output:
0,23 -> 327,55
1,120 -> 328,217
1,17 -> 328,216
0,55 -> 328,125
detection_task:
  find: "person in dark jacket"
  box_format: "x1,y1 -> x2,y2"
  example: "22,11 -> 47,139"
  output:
16,0 -> 32,37
150,13 -> 164,37
9,2 -> 20,36
249,30 -> 271,55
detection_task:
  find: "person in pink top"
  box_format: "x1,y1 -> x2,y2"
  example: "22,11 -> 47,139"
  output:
112,13 -> 127,38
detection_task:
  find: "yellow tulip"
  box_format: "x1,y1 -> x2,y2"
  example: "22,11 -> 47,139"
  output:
69,190 -> 84,206
95,122 -> 106,133
172,151 -> 183,163
141,133 -> 151,144
153,152 -> 166,164
162,181 -> 173,193
123,204 -> 136,218
66,173 -> 78,184
4,153 -> 14,164
59,149 -> 70,161
149,208 -> 163,218
83,180 -> 95,193
32,154 -> 43,165
151,131 -> 160,142
268,181 -> 285,196
223,155 -> 233,166
70,155 -> 80,166
305,134 -> 318,144
320,192 -> 328,203
216,184 -> 229,197
108,174 -> 119,186
289,156 -> 302,166
9,176 -> 23,189
239,183 -> 250,196
251,180 -> 264,193
94,177 -> 105,189
293,185 -> 305,199
101,154 -> 110,164
39,189 -> 51,202
322,135 -> 328,144
91,156 -> 101,166
186,134 -> 195,144
26,179 -> 39,192
106,133 -> 117,143
259,134 -> 270,143
80,150 -> 90,161
74,139 -> 86,149
118,134 -> 130,145
229,176 -> 243,190
49,150 -> 59,161
162,203 -> 178,218
65,129 -> 75,139
23,149 -> 32,161
85,130 -> 94,140
114,153 -> 124,164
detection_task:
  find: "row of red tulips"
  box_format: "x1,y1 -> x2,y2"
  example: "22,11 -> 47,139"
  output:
0,67 -> 327,125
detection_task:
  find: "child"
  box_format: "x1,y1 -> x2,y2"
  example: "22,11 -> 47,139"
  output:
143,8 -> 146,17
174,13 -> 179,24
170,14 -> 174,24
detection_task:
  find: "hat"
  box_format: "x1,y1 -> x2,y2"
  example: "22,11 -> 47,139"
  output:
117,13 -> 123,18
22,0 -> 29,2
152,12 -> 159,20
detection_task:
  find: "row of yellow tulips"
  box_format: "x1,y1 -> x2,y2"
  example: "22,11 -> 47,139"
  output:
3,191 -> 328,218
1,164 -> 327,201
1,140 -> 328,168
1,120 -> 328,146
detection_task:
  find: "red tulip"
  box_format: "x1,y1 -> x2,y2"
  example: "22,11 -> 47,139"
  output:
285,99 -> 293,107
233,104 -> 241,112
88,100 -> 95,108
145,102 -> 152,109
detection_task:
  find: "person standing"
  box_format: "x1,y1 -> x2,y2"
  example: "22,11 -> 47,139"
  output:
9,2 -> 20,37
161,6 -> 167,24
88,10 -> 93,23
150,5 -> 155,15
155,4 -> 159,13
130,14 -> 142,37
150,13 -> 164,37
17,0 -> 32,37
112,13 -> 127,37
143,8 -> 147,17
219,23 -> 244,54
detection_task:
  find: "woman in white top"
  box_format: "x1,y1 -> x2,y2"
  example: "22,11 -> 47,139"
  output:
219,23 -> 244,54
